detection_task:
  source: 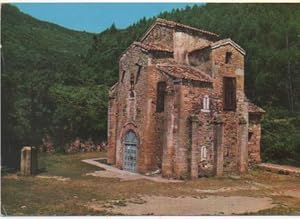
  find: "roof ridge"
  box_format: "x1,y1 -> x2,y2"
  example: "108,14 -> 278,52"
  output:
156,18 -> 219,37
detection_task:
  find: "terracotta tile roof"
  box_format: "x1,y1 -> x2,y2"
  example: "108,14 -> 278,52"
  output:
133,42 -> 173,53
246,98 -> 265,114
156,64 -> 213,83
156,18 -> 219,38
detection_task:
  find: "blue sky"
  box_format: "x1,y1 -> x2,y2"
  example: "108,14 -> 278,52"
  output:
15,3 -> 202,33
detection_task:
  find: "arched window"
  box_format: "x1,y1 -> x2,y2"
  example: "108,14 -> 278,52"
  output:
201,146 -> 207,161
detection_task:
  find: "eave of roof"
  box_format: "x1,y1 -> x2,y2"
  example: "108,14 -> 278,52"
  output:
156,64 -> 213,83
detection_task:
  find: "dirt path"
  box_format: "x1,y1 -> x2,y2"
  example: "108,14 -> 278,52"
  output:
89,195 -> 275,215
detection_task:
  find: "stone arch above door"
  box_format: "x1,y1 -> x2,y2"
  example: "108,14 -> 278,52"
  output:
120,122 -> 140,143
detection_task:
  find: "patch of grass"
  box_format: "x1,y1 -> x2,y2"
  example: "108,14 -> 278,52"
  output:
38,151 -> 104,178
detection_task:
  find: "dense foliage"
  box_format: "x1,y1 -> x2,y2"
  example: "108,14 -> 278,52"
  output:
2,4 -> 300,168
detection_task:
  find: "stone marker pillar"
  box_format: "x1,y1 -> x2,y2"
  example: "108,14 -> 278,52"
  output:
21,146 -> 38,176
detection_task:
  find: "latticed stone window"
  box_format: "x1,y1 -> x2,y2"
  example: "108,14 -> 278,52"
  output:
130,72 -> 135,90
156,81 -> 166,112
200,146 -> 207,161
201,95 -> 210,112
223,77 -> 236,111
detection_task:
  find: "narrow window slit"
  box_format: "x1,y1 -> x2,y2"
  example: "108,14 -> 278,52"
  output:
225,52 -> 232,64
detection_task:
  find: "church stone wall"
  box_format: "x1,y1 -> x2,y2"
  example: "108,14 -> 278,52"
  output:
108,19 -> 263,179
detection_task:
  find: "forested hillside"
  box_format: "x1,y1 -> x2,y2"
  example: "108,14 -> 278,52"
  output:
2,4 -> 300,168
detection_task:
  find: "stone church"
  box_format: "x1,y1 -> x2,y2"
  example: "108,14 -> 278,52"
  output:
107,18 -> 264,179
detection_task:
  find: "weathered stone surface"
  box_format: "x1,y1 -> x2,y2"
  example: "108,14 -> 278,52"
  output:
107,18 -> 264,179
20,146 -> 38,176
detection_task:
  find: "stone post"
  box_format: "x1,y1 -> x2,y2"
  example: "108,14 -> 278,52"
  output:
213,116 -> 224,176
189,115 -> 201,179
20,146 -> 38,176
238,116 -> 248,173
162,85 -> 175,178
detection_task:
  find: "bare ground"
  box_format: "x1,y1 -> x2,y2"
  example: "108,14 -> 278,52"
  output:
2,152 -> 300,216
87,195 -> 275,215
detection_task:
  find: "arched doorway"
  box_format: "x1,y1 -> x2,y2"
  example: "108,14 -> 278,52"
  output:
123,130 -> 138,172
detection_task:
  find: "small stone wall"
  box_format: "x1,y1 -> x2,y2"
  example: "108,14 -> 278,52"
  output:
65,138 -> 107,153
258,163 -> 300,177
39,135 -> 107,153
40,134 -> 55,153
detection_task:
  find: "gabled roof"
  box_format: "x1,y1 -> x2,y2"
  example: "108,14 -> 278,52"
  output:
133,42 -> 173,53
211,38 -> 246,55
156,64 -> 213,83
245,97 -> 265,114
140,18 -> 219,42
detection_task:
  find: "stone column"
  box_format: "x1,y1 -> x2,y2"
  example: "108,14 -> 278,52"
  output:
189,115 -> 201,179
20,146 -> 38,176
107,96 -> 117,165
162,85 -> 175,178
174,83 -> 189,179
213,116 -> 224,176
238,116 -> 248,173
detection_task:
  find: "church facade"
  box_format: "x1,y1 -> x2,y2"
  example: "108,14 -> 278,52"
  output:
107,19 -> 264,179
